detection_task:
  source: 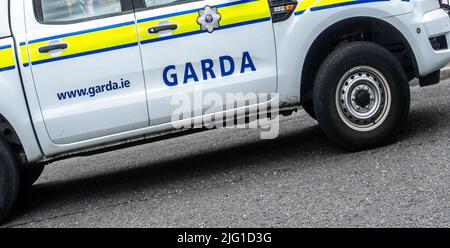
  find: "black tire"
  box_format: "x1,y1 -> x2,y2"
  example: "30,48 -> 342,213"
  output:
302,100 -> 316,120
313,42 -> 410,151
19,163 -> 45,189
0,140 -> 20,223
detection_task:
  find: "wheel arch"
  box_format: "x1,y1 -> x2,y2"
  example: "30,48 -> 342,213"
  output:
0,113 -> 28,164
300,16 -> 419,104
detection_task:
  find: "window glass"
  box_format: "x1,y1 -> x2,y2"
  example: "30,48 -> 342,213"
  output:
144,0 -> 192,8
38,0 -> 123,22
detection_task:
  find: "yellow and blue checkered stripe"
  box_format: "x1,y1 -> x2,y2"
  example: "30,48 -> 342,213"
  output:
21,0 -> 271,67
295,0 -> 395,15
0,45 -> 16,72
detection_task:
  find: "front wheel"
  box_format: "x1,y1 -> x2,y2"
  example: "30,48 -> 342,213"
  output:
302,100 -> 316,120
313,42 -> 410,151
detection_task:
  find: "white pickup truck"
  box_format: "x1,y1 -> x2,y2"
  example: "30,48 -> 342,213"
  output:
0,0 -> 449,222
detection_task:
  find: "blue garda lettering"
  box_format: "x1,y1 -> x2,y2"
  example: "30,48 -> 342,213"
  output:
241,51 -> 256,73
163,65 -> 178,87
183,62 -> 199,84
219,55 -> 235,77
162,52 -> 256,87
201,59 -> 216,80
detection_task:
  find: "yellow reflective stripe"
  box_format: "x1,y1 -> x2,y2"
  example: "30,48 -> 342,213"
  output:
22,0 -> 272,65
296,0 -> 388,14
138,12 -> 199,42
220,0 -> 271,25
138,0 -> 271,43
20,44 -> 29,66
0,46 -> 15,71
312,0 -> 357,8
296,0 -> 320,13
27,23 -> 138,65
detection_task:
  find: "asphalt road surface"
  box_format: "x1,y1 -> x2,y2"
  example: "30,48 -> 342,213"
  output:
2,79 -> 450,228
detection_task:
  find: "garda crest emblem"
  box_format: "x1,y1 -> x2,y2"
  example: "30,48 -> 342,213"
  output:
197,6 -> 221,33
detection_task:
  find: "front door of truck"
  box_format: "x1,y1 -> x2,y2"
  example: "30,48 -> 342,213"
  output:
23,0 -> 149,144
133,0 -> 277,126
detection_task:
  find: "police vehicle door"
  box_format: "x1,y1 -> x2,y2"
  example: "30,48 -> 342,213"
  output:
23,0 -> 149,144
134,0 -> 277,125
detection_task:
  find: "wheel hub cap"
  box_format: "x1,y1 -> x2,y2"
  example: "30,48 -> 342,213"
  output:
353,87 -> 372,108
336,66 -> 392,132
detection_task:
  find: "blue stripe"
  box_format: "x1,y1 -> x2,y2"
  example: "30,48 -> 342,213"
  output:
0,66 -> 15,72
27,16 -> 269,65
295,0 -> 392,15
28,21 -> 135,44
214,0 -> 257,8
0,44 -> 12,50
31,42 -> 138,66
141,17 -> 271,45
141,30 -> 204,44
137,0 -> 258,23
25,1 -> 269,66
310,0 -> 390,11
219,17 -> 271,30
138,9 -> 199,23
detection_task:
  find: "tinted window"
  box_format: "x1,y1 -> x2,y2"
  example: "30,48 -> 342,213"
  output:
36,0 -> 123,22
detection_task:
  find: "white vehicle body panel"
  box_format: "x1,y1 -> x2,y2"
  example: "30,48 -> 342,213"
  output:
135,0 -> 277,126
1,0 -> 450,162
386,5 -> 450,75
0,0 -> 9,38
0,37 -> 42,161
